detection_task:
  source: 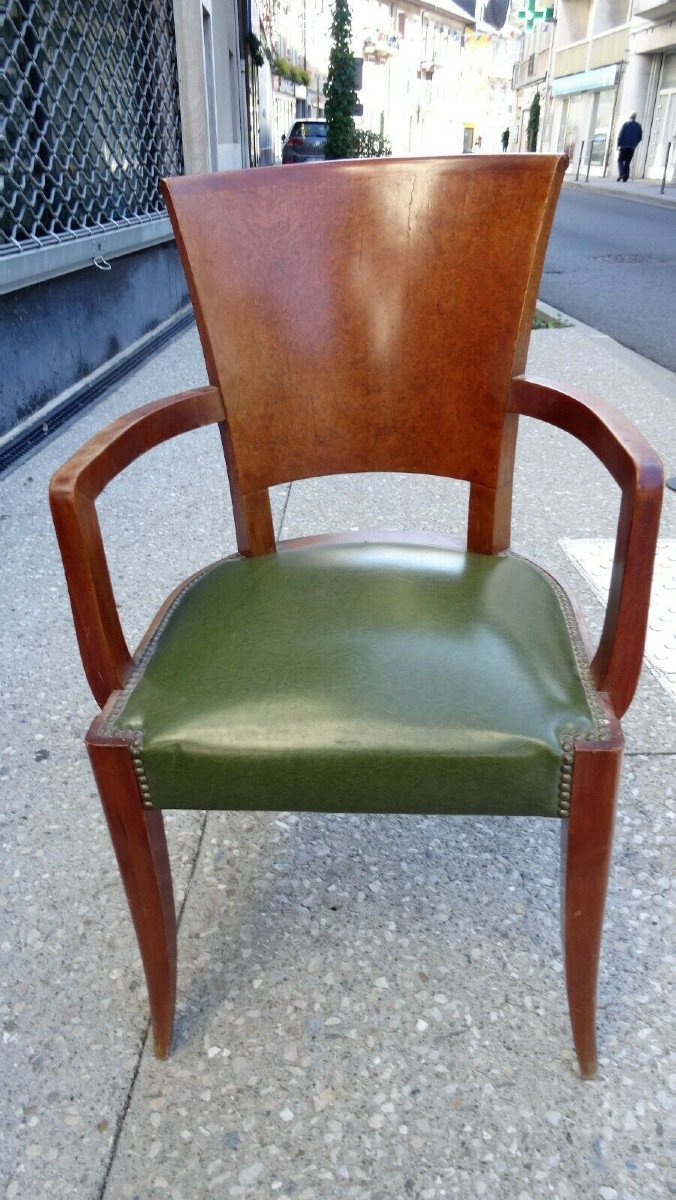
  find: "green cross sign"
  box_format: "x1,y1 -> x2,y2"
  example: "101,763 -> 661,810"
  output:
516,0 -> 554,27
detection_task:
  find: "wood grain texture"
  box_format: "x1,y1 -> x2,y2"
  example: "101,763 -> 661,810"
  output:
49,387 -> 225,704
49,158 -> 664,1072
509,376 -> 664,716
87,715 -> 177,1058
163,155 -> 567,555
562,725 -> 623,1078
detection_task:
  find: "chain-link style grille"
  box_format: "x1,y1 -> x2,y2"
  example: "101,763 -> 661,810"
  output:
1,0 -> 184,259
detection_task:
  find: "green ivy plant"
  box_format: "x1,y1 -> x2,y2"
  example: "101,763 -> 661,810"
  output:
527,91 -> 541,152
244,31 -> 265,68
324,0 -> 357,159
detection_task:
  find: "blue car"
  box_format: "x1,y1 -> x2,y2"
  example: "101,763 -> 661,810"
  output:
282,120 -> 328,164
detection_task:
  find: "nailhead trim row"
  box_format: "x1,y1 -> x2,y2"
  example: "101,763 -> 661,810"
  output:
107,550 -> 611,815
103,564 -> 218,809
505,553 -> 611,818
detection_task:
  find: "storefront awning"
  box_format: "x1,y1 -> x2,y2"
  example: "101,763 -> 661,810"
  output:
552,65 -> 617,96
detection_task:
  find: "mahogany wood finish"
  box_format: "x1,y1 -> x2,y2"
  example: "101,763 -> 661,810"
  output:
563,724 -> 623,1078
49,158 -> 665,1071
162,156 -> 566,558
49,387 -> 225,704
87,715 -> 177,1058
509,376 -> 664,717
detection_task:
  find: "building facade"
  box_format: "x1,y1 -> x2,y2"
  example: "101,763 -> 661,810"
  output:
549,0 -> 633,176
253,0 -> 528,159
354,0 -> 474,156
512,19 -> 555,150
255,0 -> 521,157
461,23 -> 521,152
627,0 -> 676,180
1,0 -> 247,454
510,0 -> 676,182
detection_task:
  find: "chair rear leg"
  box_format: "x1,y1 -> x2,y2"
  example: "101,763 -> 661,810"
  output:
561,736 -> 622,1078
87,720 -> 177,1058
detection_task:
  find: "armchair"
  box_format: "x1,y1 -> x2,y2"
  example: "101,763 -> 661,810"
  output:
50,156 -> 663,1077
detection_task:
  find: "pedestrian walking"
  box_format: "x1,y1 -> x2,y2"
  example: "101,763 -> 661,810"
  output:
617,112 -> 642,182
501,128 -> 509,152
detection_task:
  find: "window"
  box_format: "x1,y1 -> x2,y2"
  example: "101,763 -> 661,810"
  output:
2,0 -> 183,270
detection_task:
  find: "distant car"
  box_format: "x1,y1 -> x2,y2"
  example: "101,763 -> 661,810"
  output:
282,119 -> 328,164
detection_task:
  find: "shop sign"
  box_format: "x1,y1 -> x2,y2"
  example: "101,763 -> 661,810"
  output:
552,65 -> 617,96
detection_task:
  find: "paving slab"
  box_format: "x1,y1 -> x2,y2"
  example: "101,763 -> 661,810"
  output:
560,538 -> 676,703
1,319 -> 673,1200
0,328 -> 288,1200
104,755 -> 672,1200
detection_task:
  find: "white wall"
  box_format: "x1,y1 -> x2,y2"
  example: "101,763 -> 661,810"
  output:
556,0 -> 592,46
172,0 -> 247,173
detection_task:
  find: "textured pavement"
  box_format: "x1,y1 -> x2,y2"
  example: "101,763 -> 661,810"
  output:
1,316 -> 674,1200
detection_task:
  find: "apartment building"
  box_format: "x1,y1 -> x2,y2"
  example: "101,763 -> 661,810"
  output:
510,0 -> 676,181
353,0 -> 474,155
627,0 -> 676,180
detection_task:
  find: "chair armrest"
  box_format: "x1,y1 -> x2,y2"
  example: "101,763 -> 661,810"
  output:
49,386 -> 225,706
509,375 -> 664,717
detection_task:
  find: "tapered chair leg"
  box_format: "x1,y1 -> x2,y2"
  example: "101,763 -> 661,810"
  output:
561,736 -> 623,1078
87,719 -> 177,1058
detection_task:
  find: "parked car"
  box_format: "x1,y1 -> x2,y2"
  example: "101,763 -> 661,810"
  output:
281,119 -> 328,164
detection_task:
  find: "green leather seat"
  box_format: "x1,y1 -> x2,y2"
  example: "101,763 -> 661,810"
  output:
111,543 -> 602,817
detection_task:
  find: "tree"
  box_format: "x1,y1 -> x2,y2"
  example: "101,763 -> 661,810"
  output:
324,0 -> 357,159
527,92 -> 541,152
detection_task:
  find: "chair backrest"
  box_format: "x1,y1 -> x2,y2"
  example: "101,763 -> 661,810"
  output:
162,155 -> 567,554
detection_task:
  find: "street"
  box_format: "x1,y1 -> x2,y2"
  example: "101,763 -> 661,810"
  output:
541,188 -> 676,372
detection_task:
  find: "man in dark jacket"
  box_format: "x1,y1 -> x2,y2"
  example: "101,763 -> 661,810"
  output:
617,112 -> 642,182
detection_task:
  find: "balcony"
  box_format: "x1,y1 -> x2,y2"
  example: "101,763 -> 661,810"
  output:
553,26 -> 629,82
418,60 -> 442,79
553,41 -> 588,78
363,33 -> 399,61
589,26 -> 628,69
633,0 -> 676,17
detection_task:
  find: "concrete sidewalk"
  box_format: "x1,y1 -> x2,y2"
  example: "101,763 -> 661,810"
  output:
1,316 -> 674,1200
563,174 -> 676,208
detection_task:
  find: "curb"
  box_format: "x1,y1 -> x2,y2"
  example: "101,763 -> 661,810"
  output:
563,179 -> 676,210
535,298 -> 676,401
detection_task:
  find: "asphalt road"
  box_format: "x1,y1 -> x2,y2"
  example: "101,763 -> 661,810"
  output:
541,188 -> 676,373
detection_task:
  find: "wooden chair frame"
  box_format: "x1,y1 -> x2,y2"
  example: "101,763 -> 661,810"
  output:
50,157 -> 663,1076
50,371 -> 662,1076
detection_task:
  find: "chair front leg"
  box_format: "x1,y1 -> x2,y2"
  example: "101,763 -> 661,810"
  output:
87,717 -> 177,1058
561,734 -> 623,1078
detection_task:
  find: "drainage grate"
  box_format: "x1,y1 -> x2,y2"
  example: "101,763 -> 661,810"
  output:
0,308 -> 195,477
591,254 -> 668,264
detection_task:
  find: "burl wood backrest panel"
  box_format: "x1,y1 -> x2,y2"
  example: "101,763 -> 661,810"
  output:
163,156 -> 566,496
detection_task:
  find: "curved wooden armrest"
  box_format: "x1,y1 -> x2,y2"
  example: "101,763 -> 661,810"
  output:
49,386 -> 225,706
509,375 -> 664,717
